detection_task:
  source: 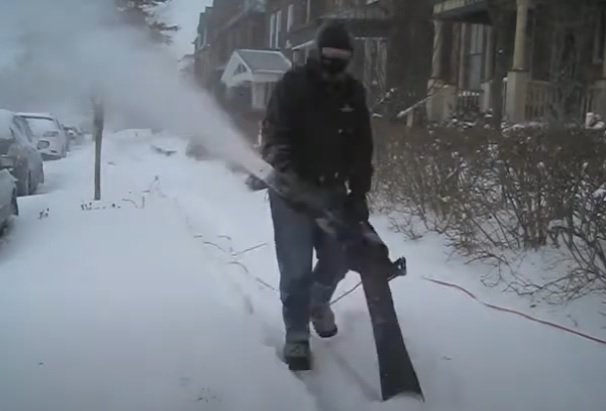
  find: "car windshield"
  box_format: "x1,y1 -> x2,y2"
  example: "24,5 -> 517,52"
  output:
22,116 -> 59,136
18,119 -> 34,138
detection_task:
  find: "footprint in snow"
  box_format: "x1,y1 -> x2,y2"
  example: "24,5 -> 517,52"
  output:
195,387 -> 220,404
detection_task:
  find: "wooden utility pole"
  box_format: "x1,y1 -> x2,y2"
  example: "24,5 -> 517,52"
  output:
92,96 -> 104,201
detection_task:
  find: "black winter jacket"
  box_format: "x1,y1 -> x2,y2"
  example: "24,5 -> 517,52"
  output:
261,59 -> 374,197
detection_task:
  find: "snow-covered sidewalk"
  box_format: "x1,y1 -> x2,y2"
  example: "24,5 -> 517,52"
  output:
0,140 -> 317,411
1,131 -> 605,411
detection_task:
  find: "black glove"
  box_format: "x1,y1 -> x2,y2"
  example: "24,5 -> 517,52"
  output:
268,167 -> 296,196
344,193 -> 369,222
245,174 -> 267,191
268,169 -> 311,214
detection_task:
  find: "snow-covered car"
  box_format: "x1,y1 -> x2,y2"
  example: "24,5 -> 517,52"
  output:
0,169 -> 18,232
0,109 -> 45,196
16,112 -> 69,159
64,125 -> 84,145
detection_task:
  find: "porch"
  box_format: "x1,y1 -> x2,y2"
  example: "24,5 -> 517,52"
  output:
428,0 -> 606,125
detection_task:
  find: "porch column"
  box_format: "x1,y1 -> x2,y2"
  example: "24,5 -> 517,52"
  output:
481,27 -> 494,112
512,0 -> 529,71
506,0 -> 531,123
458,23 -> 467,88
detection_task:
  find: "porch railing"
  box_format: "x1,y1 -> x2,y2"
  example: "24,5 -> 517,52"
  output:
455,89 -> 483,114
524,80 -> 597,124
525,80 -> 554,121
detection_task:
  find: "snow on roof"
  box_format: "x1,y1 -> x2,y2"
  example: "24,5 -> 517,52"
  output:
235,49 -> 291,74
15,112 -> 56,120
221,49 -> 291,88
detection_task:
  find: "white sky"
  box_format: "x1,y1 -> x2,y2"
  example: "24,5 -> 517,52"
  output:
0,0 -> 251,163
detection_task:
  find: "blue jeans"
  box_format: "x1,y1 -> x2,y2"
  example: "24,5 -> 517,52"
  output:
268,189 -> 348,342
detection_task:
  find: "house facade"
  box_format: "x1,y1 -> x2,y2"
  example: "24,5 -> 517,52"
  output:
194,0 -> 291,113
428,0 -> 606,124
265,0 -> 393,103
193,0 -> 432,118
193,7 -> 214,89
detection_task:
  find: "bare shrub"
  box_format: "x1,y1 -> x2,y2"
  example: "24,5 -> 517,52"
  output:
373,120 -> 606,299
546,129 -> 606,296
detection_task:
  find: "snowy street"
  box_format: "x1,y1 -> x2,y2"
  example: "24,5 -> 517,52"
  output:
1,132 -> 605,411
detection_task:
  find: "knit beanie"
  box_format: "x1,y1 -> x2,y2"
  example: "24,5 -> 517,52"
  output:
316,21 -> 353,53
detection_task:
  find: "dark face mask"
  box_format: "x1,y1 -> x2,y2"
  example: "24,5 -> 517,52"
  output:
320,56 -> 349,77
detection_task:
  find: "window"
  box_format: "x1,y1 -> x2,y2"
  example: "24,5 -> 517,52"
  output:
235,63 -> 247,75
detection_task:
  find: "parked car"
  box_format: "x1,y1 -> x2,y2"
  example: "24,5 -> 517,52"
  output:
0,169 -> 18,232
64,125 -> 84,145
0,109 -> 45,196
16,112 -> 69,159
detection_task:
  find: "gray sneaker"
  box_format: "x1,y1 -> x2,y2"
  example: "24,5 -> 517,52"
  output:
310,305 -> 338,338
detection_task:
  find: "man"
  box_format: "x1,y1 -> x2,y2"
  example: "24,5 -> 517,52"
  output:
261,21 -> 374,370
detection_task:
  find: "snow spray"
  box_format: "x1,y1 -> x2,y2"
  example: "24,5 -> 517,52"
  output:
0,0 -> 258,168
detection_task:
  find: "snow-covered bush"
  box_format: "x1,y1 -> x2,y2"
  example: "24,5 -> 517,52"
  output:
373,121 -> 606,298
